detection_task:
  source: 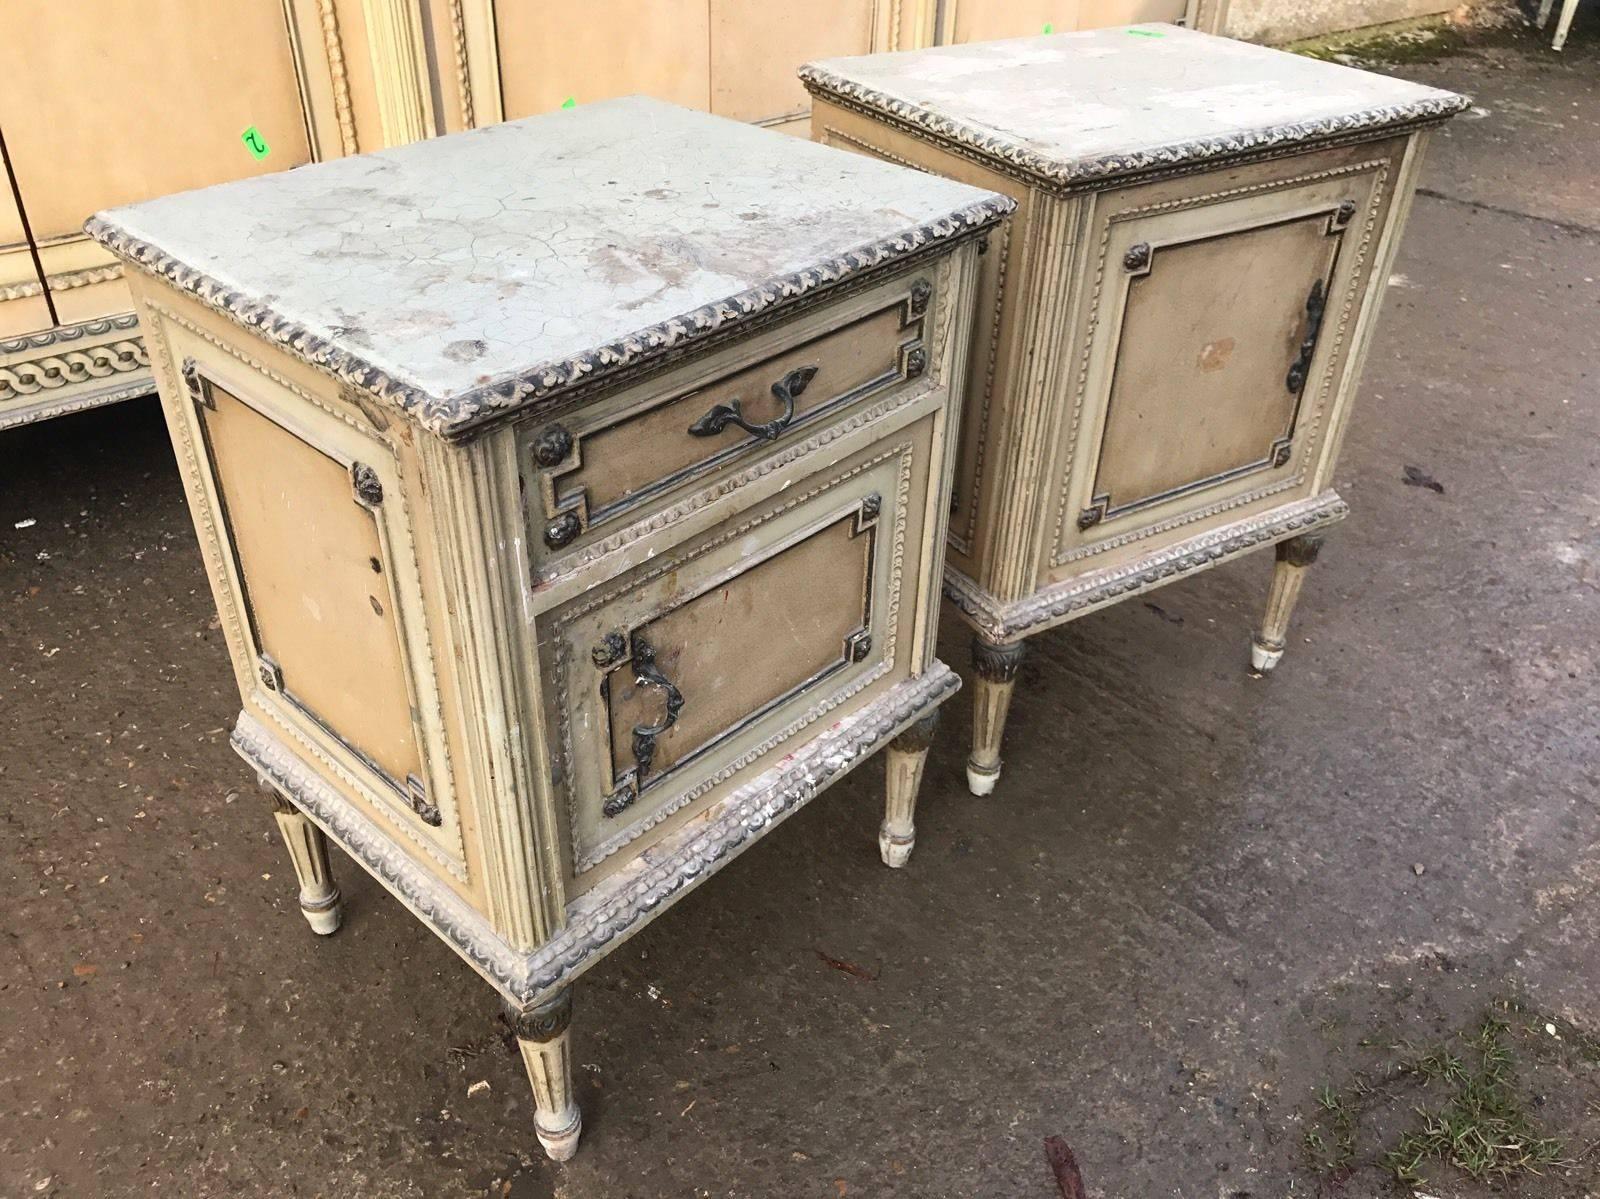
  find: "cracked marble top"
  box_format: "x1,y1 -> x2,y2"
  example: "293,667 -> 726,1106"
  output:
801,24 -> 1469,188
87,97 -> 1011,439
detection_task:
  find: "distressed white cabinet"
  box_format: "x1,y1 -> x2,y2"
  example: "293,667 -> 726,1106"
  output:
802,25 -> 1467,792
87,98 -> 1010,1159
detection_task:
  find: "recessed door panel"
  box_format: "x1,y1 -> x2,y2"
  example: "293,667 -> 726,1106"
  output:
1089,214 -> 1340,520
711,0 -> 876,124
547,426 -> 931,884
1050,140 -> 1402,577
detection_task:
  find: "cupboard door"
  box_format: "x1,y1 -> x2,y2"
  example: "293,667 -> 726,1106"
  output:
710,0 -> 876,125
545,425 -> 932,884
1049,142 -> 1403,573
496,0 -> 711,118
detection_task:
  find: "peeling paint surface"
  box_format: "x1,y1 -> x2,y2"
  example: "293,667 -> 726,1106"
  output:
85,97 -> 1008,435
804,23 -> 1466,181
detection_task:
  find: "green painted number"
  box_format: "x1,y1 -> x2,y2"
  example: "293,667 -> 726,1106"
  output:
561,96 -> 576,109
1042,21 -> 1053,32
241,126 -> 270,160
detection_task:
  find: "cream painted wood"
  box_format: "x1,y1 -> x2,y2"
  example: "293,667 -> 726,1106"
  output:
91,100 -> 1006,1160
803,25 -> 1465,793
509,990 -> 582,1161
0,0 -> 429,429
1251,533 -> 1323,672
880,712 -> 937,866
939,0 -> 1192,43
267,785 -> 345,935
360,0 -> 439,144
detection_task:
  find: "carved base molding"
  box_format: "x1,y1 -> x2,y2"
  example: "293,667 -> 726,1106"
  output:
944,492 -> 1350,642
0,314 -> 154,431
233,661 -> 959,1005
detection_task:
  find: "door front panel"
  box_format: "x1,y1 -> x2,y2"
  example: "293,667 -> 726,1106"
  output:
1048,139 -> 1404,578
1087,212 -> 1340,523
545,423 -> 933,886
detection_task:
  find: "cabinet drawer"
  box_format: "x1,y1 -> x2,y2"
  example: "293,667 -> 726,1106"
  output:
522,271 -> 933,562
542,423 -> 933,884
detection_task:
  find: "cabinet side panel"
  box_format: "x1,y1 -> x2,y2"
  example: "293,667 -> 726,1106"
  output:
811,100 -> 1033,584
199,383 -> 423,789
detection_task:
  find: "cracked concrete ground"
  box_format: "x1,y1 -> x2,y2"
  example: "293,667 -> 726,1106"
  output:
2,23 -> 1597,1199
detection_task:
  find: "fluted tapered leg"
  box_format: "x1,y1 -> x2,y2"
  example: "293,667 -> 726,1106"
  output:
266,786 -> 342,936
967,637 -> 1025,796
880,711 -> 939,868
509,988 -> 582,1161
1251,534 -> 1324,673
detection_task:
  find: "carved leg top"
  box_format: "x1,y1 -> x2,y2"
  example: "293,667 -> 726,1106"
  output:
971,635 -> 1026,684
507,987 -> 574,1044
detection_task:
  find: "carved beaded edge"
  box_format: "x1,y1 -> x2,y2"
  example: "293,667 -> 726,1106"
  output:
945,493 -> 1350,641
83,196 -> 1012,442
798,65 -> 1469,193
235,662 -> 959,1004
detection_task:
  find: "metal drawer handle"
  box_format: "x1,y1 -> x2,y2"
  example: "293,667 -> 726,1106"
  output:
1285,277 -> 1328,395
687,365 -> 817,442
600,635 -> 685,818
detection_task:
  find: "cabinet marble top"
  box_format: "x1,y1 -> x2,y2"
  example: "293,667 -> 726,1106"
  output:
86,97 -> 1010,439
801,24 -> 1468,189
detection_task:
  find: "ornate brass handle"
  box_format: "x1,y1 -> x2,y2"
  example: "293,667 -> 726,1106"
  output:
600,634 -> 685,818
1285,277 -> 1328,395
687,365 -> 817,441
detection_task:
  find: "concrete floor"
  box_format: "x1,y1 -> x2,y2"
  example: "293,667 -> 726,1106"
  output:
3,25 -> 1598,1199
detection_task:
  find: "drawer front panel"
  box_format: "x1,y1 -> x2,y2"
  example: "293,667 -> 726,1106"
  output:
524,274 -> 931,555
545,427 -> 929,882
1049,139 -> 1403,575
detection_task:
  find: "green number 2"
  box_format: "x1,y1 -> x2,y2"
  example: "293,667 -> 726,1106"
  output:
241,126 -> 271,161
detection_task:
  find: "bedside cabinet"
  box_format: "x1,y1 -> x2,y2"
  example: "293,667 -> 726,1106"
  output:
87,97 -> 1011,1159
801,25 -> 1467,793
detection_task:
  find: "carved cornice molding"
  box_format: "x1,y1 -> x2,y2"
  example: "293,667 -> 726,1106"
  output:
234,662 -> 959,1004
945,493 -> 1350,642
0,326 -> 148,404
0,263 -> 123,302
1,312 -> 139,355
800,65 -> 1468,194
87,197 -> 1011,442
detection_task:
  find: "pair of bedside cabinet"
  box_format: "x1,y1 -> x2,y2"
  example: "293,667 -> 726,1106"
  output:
87,25 -> 1463,1161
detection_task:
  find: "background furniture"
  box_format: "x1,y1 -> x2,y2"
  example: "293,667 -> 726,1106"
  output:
802,25 -> 1468,794
0,0 -> 1218,432
89,97 -> 1009,1160
1535,0 -> 1584,50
